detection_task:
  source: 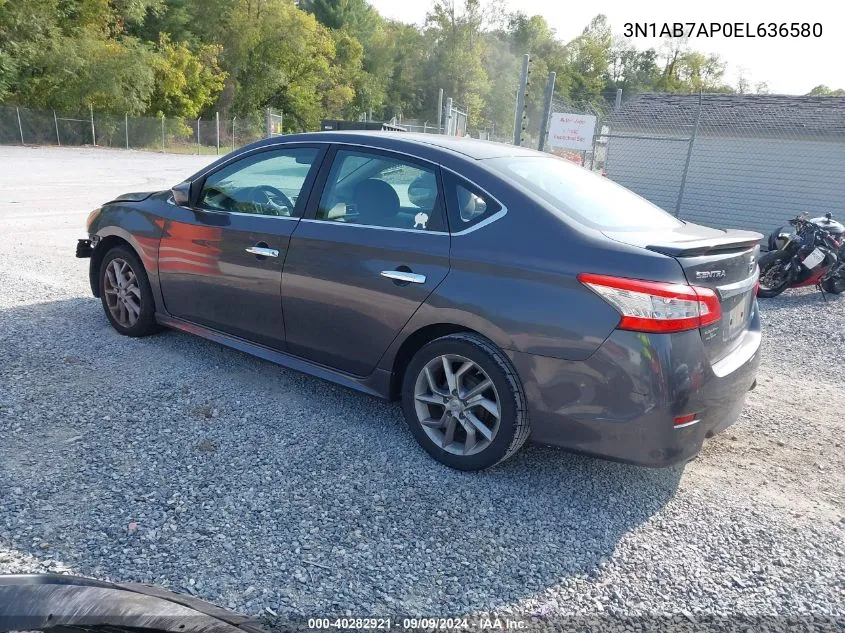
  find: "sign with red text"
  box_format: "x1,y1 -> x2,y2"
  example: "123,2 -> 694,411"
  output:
547,112 -> 596,151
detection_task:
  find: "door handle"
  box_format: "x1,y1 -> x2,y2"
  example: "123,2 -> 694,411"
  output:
246,246 -> 279,258
380,270 -> 426,284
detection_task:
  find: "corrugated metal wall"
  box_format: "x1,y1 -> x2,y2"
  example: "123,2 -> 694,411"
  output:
606,135 -> 845,234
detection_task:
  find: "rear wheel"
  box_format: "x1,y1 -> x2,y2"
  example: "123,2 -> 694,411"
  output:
99,245 -> 159,337
401,333 -> 530,471
757,250 -> 792,298
822,275 -> 845,294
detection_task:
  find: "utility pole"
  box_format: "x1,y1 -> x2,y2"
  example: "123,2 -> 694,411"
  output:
513,54 -> 530,145
615,89 -> 622,110
537,71 -> 556,152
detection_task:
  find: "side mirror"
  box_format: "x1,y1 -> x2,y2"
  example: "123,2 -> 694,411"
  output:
171,181 -> 192,207
825,212 -> 833,220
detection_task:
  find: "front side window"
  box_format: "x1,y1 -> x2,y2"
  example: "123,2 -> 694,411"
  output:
316,150 -> 444,231
199,147 -> 319,217
485,155 -> 683,231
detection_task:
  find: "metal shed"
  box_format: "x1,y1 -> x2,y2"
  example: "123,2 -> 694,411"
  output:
605,93 -> 845,234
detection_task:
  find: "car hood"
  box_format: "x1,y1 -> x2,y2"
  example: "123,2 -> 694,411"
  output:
109,191 -> 157,203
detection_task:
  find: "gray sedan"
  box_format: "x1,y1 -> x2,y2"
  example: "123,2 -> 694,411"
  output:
78,132 -> 762,470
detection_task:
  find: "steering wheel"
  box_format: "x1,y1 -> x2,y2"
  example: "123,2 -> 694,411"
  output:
246,185 -> 295,216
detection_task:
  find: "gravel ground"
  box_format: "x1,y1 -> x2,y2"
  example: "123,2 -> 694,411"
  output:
1,146 -> 843,630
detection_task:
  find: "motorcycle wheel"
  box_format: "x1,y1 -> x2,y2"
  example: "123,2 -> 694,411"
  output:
821,276 -> 845,294
757,250 -> 792,298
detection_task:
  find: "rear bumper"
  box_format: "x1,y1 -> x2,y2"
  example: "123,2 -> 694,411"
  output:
507,301 -> 761,467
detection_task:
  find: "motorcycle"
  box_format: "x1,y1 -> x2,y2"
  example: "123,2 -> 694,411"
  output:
757,214 -> 845,298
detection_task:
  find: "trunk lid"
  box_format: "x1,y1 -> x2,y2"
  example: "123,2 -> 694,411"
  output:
604,222 -> 762,363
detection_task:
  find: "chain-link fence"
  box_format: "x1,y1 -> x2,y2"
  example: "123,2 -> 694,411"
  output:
1,106 -> 283,155
537,97 -> 609,169
601,93 -> 845,234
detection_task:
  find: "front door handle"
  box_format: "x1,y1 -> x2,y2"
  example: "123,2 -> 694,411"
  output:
246,246 -> 279,258
381,270 -> 426,284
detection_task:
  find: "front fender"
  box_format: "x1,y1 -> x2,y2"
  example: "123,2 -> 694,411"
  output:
88,203 -> 167,305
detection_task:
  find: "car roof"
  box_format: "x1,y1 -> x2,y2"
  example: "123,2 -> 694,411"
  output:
247,131 -> 542,161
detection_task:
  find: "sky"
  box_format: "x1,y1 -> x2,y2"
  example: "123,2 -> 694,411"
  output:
368,0 -> 843,95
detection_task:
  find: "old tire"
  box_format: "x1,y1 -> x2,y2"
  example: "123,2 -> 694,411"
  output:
99,245 -> 159,337
401,333 -> 530,471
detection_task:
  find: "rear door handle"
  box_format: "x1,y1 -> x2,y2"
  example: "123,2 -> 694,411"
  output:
381,270 -> 426,284
246,246 -> 279,258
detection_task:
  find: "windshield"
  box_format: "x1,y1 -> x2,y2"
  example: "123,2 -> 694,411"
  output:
486,155 -> 683,231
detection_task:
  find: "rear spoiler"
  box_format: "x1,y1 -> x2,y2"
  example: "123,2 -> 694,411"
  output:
646,232 -> 762,258
0,574 -> 264,633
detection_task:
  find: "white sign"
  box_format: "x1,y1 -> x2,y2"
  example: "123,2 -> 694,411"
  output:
548,112 -> 597,151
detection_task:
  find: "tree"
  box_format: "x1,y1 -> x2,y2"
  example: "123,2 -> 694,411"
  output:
564,14 -> 612,103
148,35 -> 226,118
808,84 -> 845,96
425,0 -> 490,127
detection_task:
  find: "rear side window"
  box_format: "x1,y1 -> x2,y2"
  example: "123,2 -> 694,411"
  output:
485,155 -> 682,231
315,149 -> 445,231
444,176 -> 501,231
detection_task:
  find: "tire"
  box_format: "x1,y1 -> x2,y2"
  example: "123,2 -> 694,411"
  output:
757,250 -> 791,298
400,332 -> 530,471
822,275 -> 845,294
99,245 -> 159,337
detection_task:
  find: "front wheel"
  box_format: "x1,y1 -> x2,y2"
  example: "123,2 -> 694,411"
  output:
757,250 -> 792,298
99,245 -> 159,337
401,333 -> 530,471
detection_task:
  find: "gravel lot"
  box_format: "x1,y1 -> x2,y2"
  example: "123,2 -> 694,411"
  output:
1,146 -> 843,629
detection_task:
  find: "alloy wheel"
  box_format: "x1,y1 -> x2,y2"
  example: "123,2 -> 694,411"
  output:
103,258 -> 142,328
413,354 -> 501,456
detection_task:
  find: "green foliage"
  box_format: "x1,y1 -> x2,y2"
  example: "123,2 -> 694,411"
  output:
808,85 -> 845,97
1,0 -> 767,134
148,35 -> 226,118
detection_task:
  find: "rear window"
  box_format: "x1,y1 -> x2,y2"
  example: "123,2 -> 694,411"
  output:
485,156 -> 683,231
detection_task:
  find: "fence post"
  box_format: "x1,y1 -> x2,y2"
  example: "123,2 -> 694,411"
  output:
513,54 -> 530,146
196,118 -> 201,154
280,111 -> 283,135
537,71 -> 556,152
675,91 -> 702,218
265,107 -> 271,137
437,88 -> 444,134
215,111 -> 220,155
90,105 -> 96,146
125,113 -> 129,149
53,110 -> 61,146
589,115 -> 600,170
444,98 -> 453,136
232,116 -> 236,152
161,115 -> 165,152
16,107 -> 24,145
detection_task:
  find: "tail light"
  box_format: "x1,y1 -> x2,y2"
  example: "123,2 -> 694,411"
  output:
578,273 -> 721,333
